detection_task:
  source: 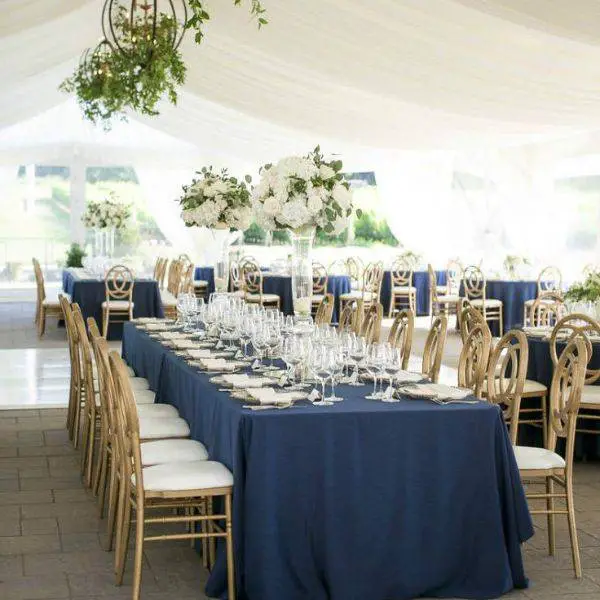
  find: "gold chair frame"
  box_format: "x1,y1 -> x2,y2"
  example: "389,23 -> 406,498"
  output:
429,263 -> 461,322
360,302 -> 383,345
529,291 -> 565,328
458,323 -> 492,398
388,257 -> 415,317
338,299 -> 363,334
102,265 -> 135,338
422,315 -> 448,383
242,262 -> 280,309
387,309 -> 414,370
311,262 -> 329,314
463,265 -> 503,335
314,293 -> 334,326
33,257 -> 62,337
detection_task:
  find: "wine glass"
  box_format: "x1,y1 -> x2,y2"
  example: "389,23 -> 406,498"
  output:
365,344 -> 381,399
382,347 -> 402,403
328,348 -> 345,402
311,348 -> 334,406
349,336 -> 366,386
265,324 -> 281,371
251,323 -> 268,371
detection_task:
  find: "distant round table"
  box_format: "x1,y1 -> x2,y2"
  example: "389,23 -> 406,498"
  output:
380,270 -> 447,316
459,280 -> 538,336
525,333 -> 600,459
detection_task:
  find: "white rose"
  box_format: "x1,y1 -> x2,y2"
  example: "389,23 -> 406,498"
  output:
307,194 -> 323,215
263,196 -> 282,216
319,164 -> 335,180
332,183 -> 352,210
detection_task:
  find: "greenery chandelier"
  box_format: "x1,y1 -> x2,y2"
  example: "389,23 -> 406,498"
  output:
60,0 -> 267,129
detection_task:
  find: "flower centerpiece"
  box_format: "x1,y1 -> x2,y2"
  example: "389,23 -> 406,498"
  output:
178,167 -> 253,291
82,193 -> 131,258
564,271 -> 600,318
503,255 -> 530,280
253,146 -> 360,316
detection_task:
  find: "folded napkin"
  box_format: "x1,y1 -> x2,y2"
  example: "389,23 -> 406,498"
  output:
198,358 -> 242,372
222,374 -> 273,389
397,383 -> 471,401
159,331 -> 188,340
173,339 -> 197,350
395,371 -> 424,383
188,349 -> 213,360
522,326 -> 552,337
145,322 -> 170,331
246,388 -> 303,405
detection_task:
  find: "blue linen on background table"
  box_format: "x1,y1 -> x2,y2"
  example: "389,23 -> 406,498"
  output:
122,323 -> 533,600
62,269 -> 163,340
459,280 -> 538,336
193,266 -> 216,295
380,270 -> 447,316
525,335 -> 600,458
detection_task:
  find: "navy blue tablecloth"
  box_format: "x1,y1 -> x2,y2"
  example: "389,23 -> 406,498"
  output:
381,270 -> 447,316
62,270 -> 163,340
122,323 -> 533,600
194,267 -> 216,295
460,280 -> 538,336
525,335 -> 600,458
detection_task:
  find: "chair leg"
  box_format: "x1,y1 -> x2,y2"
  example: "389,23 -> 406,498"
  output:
225,493 -> 236,600
131,505 -> 145,600
388,293 -> 394,318
542,394 -> 548,448
106,463 -> 120,552
79,408 -> 90,481
115,482 -> 131,582
97,449 -> 110,517
546,476 -> 555,556
84,415 -> 96,488
566,478 -> 582,578
102,309 -> 108,338
37,307 -> 46,338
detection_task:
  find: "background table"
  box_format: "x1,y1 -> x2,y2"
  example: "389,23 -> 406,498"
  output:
62,269 -> 163,340
381,270 -> 447,316
194,267 -> 216,295
123,323 -> 533,600
526,334 -> 600,458
459,280 -> 538,336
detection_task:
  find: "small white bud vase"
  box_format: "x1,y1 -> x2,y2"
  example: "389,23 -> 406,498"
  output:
290,228 -> 315,319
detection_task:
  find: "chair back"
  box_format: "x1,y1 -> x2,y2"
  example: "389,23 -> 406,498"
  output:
338,299 -> 363,334
345,257 -> 363,290
166,260 -> 181,295
72,305 -> 96,412
529,291 -> 565,327
460,304 -> 487,344
60,296 -> 80,379
428,263 -> 439,305
312,262 -> 328,296
32,257 -> 46,304
458,323 -> 492,398
390,257 -> 413,288
388,309 -> 414,370
230,261 -> 243,293
180,263 -> 195,294
152,258 -> 161,280
87,317 -> 101,339
314,293 -> 334,325
446,260 -> 463,295
485,330 -> 528,444
241,260 -> 263,296
538,265 -> 562,294
550,314 -> 600,384
422,315 -> 448,383
547,338 -> 588,468
463,265 -> 485,300
105,265 -> 134,302
361,302 -> 383,344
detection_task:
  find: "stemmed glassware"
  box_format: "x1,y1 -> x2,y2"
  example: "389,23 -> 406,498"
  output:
251,323 -> 269,371
265,323 -> 282,371
365,344 -> 383,399
328,348 -> 345,402
349,336 -> 366,386
382,347 -> 402,402
310,348 -> 334,406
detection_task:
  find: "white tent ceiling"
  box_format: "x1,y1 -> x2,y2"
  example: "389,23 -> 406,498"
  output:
3,0 -> 600,163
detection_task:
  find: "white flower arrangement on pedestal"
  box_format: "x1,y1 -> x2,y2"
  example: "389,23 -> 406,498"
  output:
252,146 -> 360,234
82,193 -> 131,230
178,166 -> 253,231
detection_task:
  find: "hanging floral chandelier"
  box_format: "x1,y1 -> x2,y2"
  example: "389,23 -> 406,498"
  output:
60,0 -> 267,128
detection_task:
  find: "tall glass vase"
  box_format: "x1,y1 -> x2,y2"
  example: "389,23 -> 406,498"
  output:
290,228 -> 315,319
93,228 -> 116,258
213,225 -> 230,293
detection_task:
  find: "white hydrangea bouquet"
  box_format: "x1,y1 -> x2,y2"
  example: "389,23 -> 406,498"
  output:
179,166 -> 253,231
82,193 -> 131,230
252,146 -> 360,234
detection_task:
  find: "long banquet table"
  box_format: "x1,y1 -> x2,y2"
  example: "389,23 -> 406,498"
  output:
62,269 -> 163,340
122,322 -> 533,600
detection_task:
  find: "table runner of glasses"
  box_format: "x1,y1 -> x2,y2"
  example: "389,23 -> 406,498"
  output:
121,296 -> 533,600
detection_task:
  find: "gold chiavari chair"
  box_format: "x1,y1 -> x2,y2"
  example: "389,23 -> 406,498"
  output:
108,353 -> 236,600
514,337 -> 588,578
152,257 -> 161,281
360,302 -> 383,344
33,257 -> 63,337
242,260 -> 280,309
457,323 -> 492,398
345,256 -> 364,291
387,309 -> 414,370
311,262 -> 329,314
180,262 -> 195,295
529,291 -> 566,328
550,314 -> 600,438
445,259 -> 463,296
338,299 -> 363,334
314,293 -> 334,326
463,265 -> 503,335
102,265 -> 135,338
228,261 -> 244,298
388,257 -> 415,317
429,263 -> 461,322
523,266 -> 563,325
327,258 -> 346,276
161,259 -> 182,319
485,330 -> 528,445
459,304 -> 486,344
422,315 -> 448,383
339,261 -> 383,314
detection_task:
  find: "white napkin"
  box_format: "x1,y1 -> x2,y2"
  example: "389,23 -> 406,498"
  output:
173,339 -> 197,350
395,371 -> 424,383
199,358 -> 239,372
159,331 -> 188,340
398,383 -> 471,400
188,349 -> 213,359
246,388 -> 302,405
522,326 -> 552,337
222,374 -> 272,389
145,323 -> 170,331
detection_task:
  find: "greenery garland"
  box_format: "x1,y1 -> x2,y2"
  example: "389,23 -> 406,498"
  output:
564,271 -> 600,303
60,1 -> 266,128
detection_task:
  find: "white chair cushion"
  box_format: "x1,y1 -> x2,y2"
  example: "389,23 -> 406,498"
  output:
138,416 -> 190,440
392,286 -> 416,293
193,280 -> 208,288
471,298 -> 503,308
42,297 -> 62,308
514,445 -> 565,470
246,293 -> 280,302
127,366 -> 136,377
523,379 -> 548,395
437,294 -> 461,303
581,385 -> 600,405
160,291 -> 177,307
102,300 -> 133,309
436,285 -> 448,293
129,377 -> 150,391
134,389 -> 158,405
340,290 -> 378,301
137,461 -> 233,492
311,294 -> 325,303
141,439 -> 209,467
136,404 -> 180,419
